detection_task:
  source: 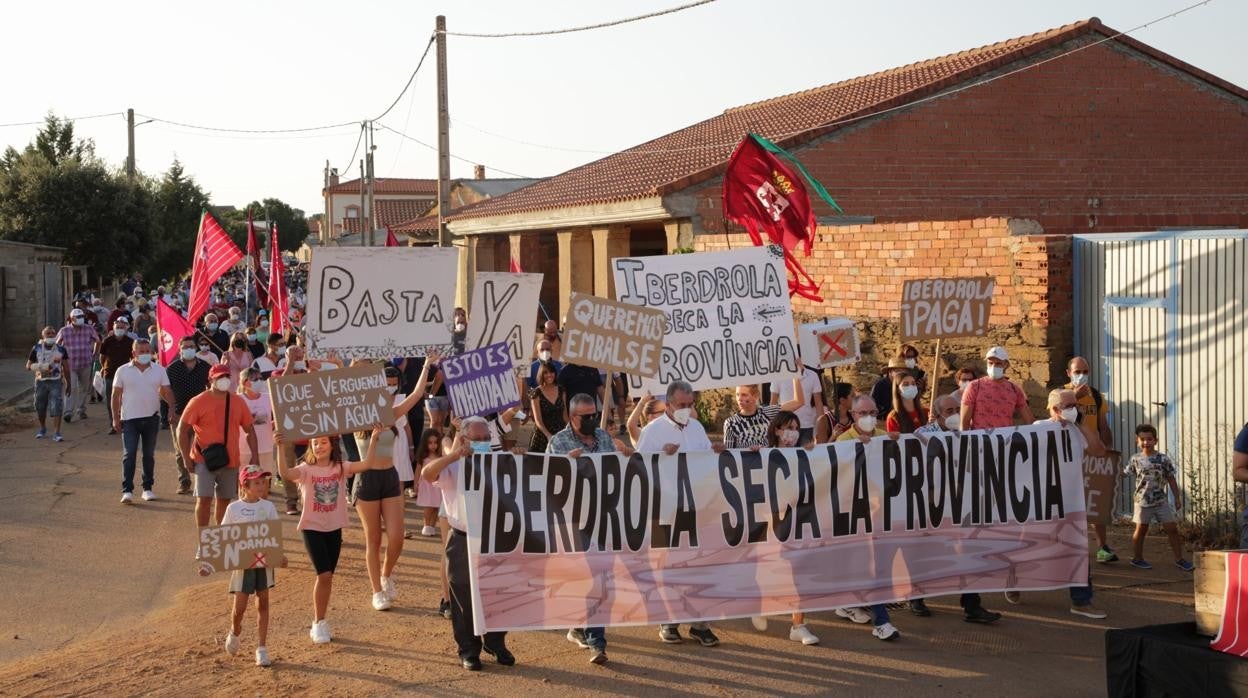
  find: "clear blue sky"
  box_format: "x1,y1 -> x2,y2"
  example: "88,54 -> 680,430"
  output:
1,0 -> 1240,217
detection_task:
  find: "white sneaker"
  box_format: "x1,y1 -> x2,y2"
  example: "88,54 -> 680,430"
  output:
750,615 -> 768,631
255,646 -> 271,667
310,620 -> 331,644
421,525 -> 439,537
141,490 -> 157,501
872,622 -> 900,641
372,591 -> 392,611
224,631 -> 241,654
120,492 -> 134,505
381,576 -> 397,602
790,624 -> 820,645
835,607 -> 872,624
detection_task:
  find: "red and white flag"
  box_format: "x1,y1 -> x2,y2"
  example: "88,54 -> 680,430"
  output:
1212,552 -> 1248,656
154,299 -> 195,366
187,211 -> 244,323
267,223 -> 290,337
246,209 -> 270,307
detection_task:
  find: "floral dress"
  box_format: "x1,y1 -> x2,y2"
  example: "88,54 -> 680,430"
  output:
529,386 -> 566,452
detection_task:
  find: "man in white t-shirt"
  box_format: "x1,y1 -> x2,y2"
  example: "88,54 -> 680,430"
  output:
111,339 -> 175,504
770,365 -> 825,445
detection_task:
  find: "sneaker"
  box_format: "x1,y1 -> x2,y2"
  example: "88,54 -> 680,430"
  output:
1004,591 -> 1022,604
1070,605 -> 1108,619
120,492 -> 134,505
141,490 -> 157,502
381,576 -> 397,602
872,622 -> 900,641
285,507 -> 300,516
35,428 -> 46,439
421,525 -> 439,537
909,599 -> 932,617
835,607 -> 872,624
310,620 -> 331,644
658,625 -> 682,644
52,432 -> 63,442
255,646 -> 271,667
1176,559 -> 1195,572
177,485 -> 193,495
1096,546 -> 1119,563
589,647 -> 608,665
566,629 -> 591,648
372,591 -> 392,611
688,627 -> 720,647
224,631 -> 240,655
108,427 -> 117,435
964,606 -> 1003,624
404,487 -> 416,499
750,615 -> 768,631
438,598 -> 452,619
1130,558 -> 1153,570
789,624 -> 819,645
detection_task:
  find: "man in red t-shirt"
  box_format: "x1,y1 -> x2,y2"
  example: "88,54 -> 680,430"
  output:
960,346 -> 1034,430
178,364 -> 258,526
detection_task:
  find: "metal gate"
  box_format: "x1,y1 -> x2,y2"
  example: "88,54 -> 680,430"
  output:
42,262 -> 63,330
1074,231 -> 1248,528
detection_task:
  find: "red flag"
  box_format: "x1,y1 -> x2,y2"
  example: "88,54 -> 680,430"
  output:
385,226 -> 400,247
723,133 -> 830,301
154,299 -> 195,366
247,210 -> 270,307
188,211 -> 244,323
1213,552 -> 1248,656
509,256 -> 523,274
267,223 -> 290,337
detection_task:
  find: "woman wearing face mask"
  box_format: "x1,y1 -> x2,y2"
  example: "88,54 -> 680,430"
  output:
885,372 -> 928,434
815,382 -> 856,444
626,392 -> 666,444
450,307 -> 467,355
222,332 -> 254,391
354,354 -> 438,612
237,368 -> 275,473
949,366 -> 979,405
722,381 -> 803,449
529,361 -> 567,452
244,326 -> 265,360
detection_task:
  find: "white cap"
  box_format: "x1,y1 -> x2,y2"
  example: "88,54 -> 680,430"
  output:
69,308 -> 85,318
985,346 -> 1009,362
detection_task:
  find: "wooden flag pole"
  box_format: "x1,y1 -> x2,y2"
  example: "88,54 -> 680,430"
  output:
929,338 -> 943,409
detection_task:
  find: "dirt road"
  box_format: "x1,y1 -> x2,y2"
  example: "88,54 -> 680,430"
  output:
0,410 -> 1199,696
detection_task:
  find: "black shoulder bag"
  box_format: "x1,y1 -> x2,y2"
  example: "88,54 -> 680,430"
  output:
200,393 -> 232,472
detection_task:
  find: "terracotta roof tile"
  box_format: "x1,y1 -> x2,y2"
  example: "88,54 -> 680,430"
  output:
324,177 -> 438,195
448,18 -> 1198,224
337,199 -> 435,234
392,213 -> 439,234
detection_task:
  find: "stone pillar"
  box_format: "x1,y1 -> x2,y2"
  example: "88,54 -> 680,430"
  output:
508,233 -> 523,271
454,238 -> 471,310
557,229 -> 593,321
460,235 -> 497,310
592,225 -> 631,299
663,218 -> 694,253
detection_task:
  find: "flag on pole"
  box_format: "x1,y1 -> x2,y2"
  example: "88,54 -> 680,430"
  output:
246,209 -> 270,307
385,226 -> 400,247
187,211 -> 244,323
154,299 -> 195,366
722,133 -> 843,302
267,223 -> 290,337
509,256 -> 523,274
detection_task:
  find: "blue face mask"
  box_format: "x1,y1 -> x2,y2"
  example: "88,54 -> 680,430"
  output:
136,354 -> 152,365
470,440 -> 492,454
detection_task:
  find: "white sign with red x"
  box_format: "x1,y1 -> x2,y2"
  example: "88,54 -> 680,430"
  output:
798,319 -> 861,369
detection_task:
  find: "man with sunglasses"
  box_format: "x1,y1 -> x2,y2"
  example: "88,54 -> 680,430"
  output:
546,393 -> 635,665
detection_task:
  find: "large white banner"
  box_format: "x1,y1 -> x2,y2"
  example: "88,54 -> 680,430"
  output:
303,247 -> 457,359
612,245 -> 800,392
467,272 -> 544,368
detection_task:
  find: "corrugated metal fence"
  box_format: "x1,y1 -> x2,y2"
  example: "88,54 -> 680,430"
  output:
1074,231 -> 1248,537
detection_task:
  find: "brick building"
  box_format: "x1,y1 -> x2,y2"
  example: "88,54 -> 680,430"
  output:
447,18 -> 1248,407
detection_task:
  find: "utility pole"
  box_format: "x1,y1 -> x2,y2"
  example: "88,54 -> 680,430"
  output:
435,15 -> 451,248
126,108 -> 136,180
366,120 -> 377,246
359,156 -> 367,247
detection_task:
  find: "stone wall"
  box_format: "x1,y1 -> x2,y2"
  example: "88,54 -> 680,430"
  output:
0,241 -> 65,353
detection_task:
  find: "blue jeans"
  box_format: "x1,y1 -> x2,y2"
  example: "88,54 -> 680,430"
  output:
581,626 -> 606,650
122,415 -> 160,493
1070,572 -> 1094,606
869,604 -> 890,626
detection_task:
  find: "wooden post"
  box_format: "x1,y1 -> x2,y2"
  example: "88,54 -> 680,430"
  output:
600,375 -> 612,431
929,339 -> 943,408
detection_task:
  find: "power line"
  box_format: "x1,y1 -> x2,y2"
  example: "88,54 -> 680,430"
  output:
439,0 -> 718,38
372,34 -> 436,122
337,123 -> 366,176
0,111 -> 124,128
136,113 -> 358,134
376,122 -> 533,179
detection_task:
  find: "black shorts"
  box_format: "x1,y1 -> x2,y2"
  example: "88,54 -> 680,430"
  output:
352,466 -> 401,502
302,528 -> 343,575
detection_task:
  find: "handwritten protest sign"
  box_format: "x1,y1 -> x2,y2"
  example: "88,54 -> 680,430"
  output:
270,364 -> 394,440
613,245 -> 800,392
303,247 -> 457,359
197,520 -> 284,575
1083,450 -> 1121,525
899,277 -> 995,341
468,272 -> 544,368
561,292 -> 665,377
798,318 -> 860,369
441,342 -> 520,418
461,422 -> 1088,632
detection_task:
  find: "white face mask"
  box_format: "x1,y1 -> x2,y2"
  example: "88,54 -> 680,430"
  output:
292,360 -> 307,372
136,354 -> 152,365
944,414 -> 961,430
538,351 -> 551,362
73,318 -> 84,326
900,385 -> 919,400
113,328 -> 127,337
180,347 -> 196,360
958,380 -> 972,391
986,365 -> 1005,380
1070,373 -> 1089,386
389,384 -> 400,395
904,358 -> 916,369
214,378 -> 231,392
454,322 -> 466,332
671,408 -> 692,426
276,346 -> 287,356
856,415 -> 877,433
779,429 -> 799,447
1060,406 -> 1079,423
42,337 -> 56,346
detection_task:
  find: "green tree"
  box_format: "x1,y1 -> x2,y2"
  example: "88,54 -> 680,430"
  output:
145,160 -> 211,283
222,198 -> 308,254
